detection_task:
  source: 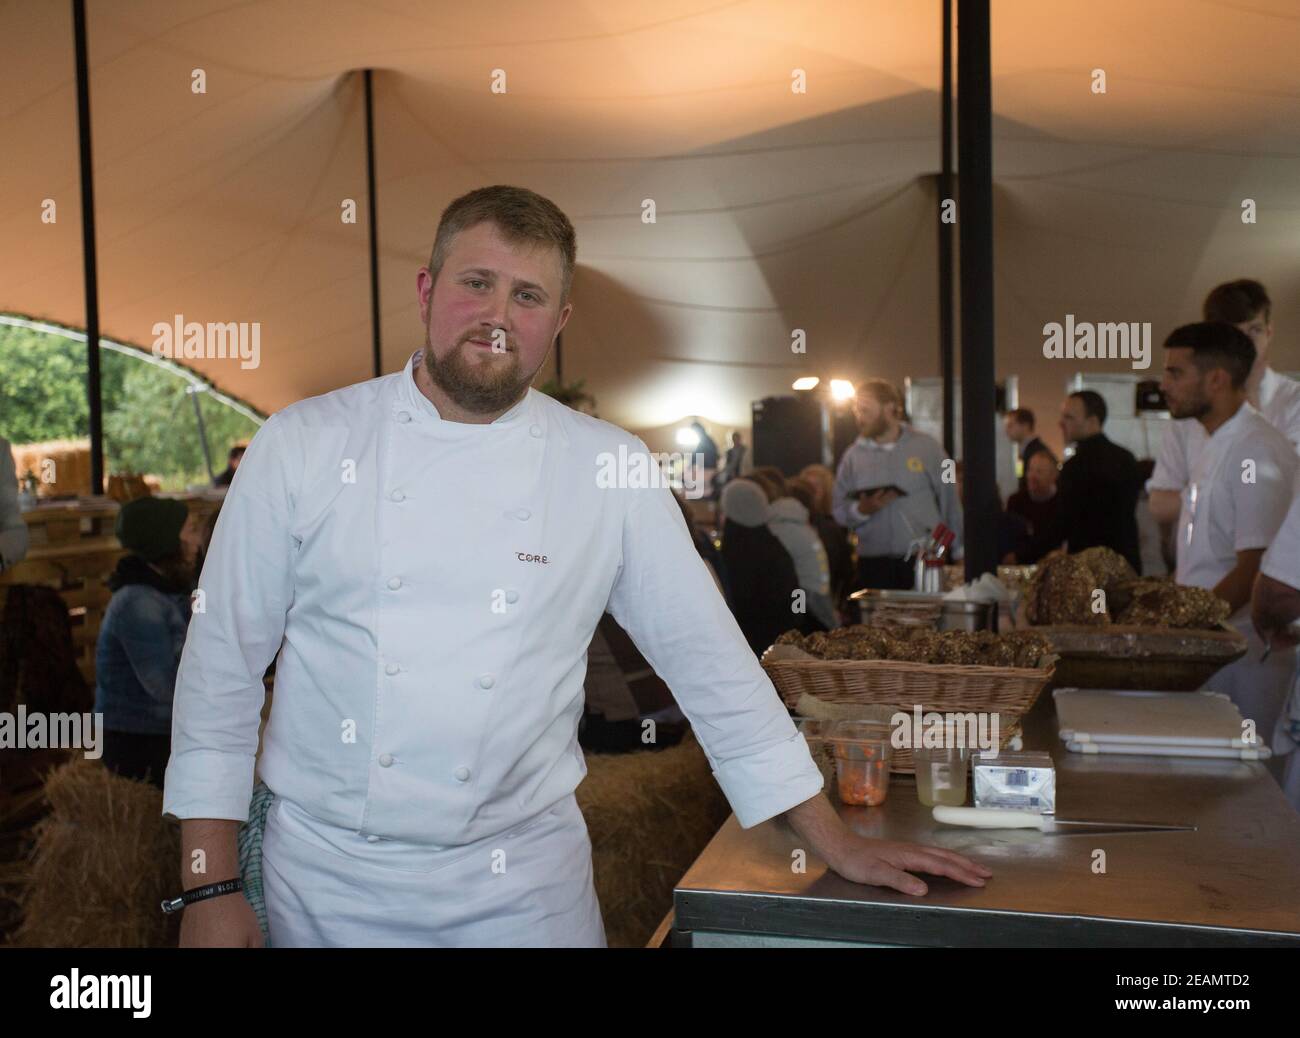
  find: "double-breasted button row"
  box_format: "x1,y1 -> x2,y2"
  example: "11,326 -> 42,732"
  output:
371,752 -> 472,785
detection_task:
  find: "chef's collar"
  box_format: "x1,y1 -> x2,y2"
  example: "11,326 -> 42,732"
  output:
1259,366 -> 1282,408
858,424 -> 911,451
395,349 -> 535,428
1208,400 -> 1254,439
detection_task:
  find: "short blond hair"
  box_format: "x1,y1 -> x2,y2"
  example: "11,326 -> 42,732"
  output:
428,185 -> 577,303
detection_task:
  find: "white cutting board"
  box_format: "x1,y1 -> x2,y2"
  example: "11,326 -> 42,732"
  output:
1054,687 -> 1269,758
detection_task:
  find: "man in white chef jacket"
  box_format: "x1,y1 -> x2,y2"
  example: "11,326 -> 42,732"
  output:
1150,280 -> 1300,528
163,185 -> 990,947
1252,472 -> 1300,809
1157,321 -> 1298,758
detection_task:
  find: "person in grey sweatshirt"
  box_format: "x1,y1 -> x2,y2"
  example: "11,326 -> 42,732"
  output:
832,378 -> 963,591
768,494 -> 838,630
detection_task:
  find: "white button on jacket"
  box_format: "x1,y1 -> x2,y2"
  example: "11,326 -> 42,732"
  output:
163,351 -> 823,845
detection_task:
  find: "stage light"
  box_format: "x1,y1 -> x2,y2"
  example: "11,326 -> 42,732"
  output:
830,379 -> 856,401
792,376 -> 820,391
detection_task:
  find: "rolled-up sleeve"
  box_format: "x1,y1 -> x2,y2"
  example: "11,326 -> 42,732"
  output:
1148,421 -> 1188,492
163,414 -> 297,822
605,451 -> 824,828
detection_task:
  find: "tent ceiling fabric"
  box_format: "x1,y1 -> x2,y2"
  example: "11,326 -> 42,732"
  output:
4,0 -> 1299,447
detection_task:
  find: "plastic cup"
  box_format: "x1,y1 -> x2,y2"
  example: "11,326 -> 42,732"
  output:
829,721 -> 893,806
913,746 -> 969,807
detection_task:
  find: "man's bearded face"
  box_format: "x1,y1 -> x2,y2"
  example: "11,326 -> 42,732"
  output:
422,325 -> 529,414
419,221 -> 570,414
1160,348 -> 1212,421
853,394 -> 892,439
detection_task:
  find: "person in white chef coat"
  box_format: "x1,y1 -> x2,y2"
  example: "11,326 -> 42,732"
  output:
1150,279 -> 1300,528
1156,321 -> 1298,759
163,185 -> 990,948
1252,472 -> 1300,809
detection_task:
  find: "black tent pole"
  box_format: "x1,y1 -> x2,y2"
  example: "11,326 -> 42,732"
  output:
938,0 -> 956,458
364,69 -> 382,378
72,0 -> 104,495
187,387 -> 215,482
957,0 -> 998,580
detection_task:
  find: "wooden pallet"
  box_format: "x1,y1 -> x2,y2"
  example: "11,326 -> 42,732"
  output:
20,500 -> 119,548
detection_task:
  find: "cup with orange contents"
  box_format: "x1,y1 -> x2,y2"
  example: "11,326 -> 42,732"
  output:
827,721 -> 894,806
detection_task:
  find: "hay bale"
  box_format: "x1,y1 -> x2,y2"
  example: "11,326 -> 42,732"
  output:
13,757 -> 179,948
576,732 -> 729,948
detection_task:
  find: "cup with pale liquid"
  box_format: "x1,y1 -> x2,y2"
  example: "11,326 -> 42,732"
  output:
913,746 -> 969,807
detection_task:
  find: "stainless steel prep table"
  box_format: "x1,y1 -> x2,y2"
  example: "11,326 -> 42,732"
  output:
672,695 -> 1300,947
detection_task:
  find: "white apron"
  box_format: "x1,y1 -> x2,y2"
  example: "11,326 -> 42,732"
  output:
262,791 -> 606,947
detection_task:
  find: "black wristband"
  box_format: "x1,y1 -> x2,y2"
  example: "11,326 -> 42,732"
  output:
161,877 -> 243,915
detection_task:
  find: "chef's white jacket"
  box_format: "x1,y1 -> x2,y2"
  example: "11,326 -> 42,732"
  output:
1149,368 -> 1300,496
163,351 -> 823,845
1169,405 -> 1297,592
1157,405 -> 1298,752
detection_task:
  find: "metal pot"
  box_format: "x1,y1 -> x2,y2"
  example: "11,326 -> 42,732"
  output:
850,588 -> 998,632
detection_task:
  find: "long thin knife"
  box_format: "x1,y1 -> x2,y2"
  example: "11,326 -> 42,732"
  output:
933,805 -> 1196,835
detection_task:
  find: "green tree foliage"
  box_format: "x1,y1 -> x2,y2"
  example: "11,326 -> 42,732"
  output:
0,324 -> 93,442
105,363 -> 258,488
1,320 -> 261,490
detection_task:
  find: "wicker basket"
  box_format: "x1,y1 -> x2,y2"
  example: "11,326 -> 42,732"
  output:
763,644 -> 1055,773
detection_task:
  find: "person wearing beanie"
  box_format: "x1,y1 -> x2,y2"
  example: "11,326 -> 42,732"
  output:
94,496 -> 200,788
720,479 -> 815,655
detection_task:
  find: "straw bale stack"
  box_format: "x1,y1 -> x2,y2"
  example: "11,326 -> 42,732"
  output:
577,731 -> 729,948
12,758 -> 179,948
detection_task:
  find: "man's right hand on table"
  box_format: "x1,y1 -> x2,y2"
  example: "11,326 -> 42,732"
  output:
785,791 -> 991,897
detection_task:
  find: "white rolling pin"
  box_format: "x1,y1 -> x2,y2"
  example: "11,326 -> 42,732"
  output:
933,806 -> 1045,829
932,805 -> 1196,835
